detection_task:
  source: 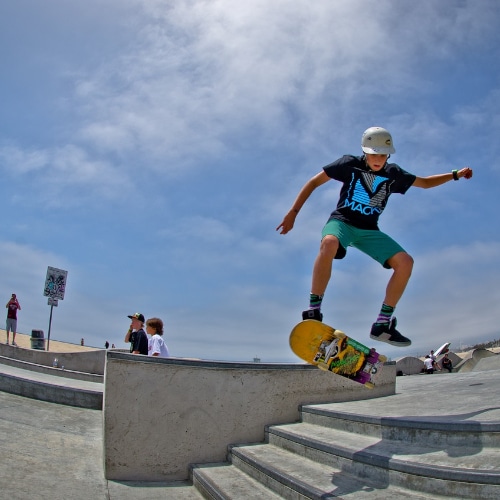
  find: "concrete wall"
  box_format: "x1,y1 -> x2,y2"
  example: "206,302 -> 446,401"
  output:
0,342 -> 105,375
103,352 -> 396,481
395,356 -> 424,375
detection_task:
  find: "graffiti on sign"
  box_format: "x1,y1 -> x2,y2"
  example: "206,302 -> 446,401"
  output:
44,267 -> 68,301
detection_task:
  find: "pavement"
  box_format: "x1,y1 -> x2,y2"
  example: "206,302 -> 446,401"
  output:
0,329 -> 101,353
0,355 -> 499,499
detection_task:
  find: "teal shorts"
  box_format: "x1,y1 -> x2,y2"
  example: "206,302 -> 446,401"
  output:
321,219 -> 406,269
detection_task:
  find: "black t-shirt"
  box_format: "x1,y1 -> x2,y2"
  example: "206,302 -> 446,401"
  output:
323,155 -> 416,230
130,328 -> 148,355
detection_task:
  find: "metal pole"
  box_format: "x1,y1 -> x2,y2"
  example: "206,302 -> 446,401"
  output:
47,304 -> 54,351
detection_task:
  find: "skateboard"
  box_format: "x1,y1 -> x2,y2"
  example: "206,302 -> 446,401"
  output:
289,320 -> 387,389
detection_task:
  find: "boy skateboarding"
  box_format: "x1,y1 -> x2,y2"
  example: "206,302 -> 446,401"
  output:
277,127 -> 473,347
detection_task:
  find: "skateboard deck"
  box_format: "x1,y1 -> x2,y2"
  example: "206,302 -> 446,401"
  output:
290,320 -> 386,389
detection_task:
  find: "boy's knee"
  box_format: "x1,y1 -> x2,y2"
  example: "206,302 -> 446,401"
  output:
320,235 -> 340,258
389,252 -> 414,273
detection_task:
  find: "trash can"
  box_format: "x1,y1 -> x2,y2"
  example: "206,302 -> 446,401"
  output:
30,330 -> 46,350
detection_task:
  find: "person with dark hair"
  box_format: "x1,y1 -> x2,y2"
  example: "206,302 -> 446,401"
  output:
6,293 -> 21,346
424,355 -> 434,374
146,317 -> 170,358
441,353 -> 453,373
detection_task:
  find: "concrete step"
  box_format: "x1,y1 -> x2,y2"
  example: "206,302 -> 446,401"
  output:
300,405 -> 500,447
266,422 -> 500,498
0,362 -> 102,409
191,462 -> 285,499
190,383 -> 500,500
228,443 -> 437,499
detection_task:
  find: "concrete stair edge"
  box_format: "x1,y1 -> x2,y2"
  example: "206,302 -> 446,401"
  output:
191,462 -> 285,500
300,405 -> 500,433
267,423 -> 500,485
228,442 -> 439,500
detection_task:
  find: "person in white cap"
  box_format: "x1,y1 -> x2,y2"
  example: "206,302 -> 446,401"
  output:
277,127 -> 473,347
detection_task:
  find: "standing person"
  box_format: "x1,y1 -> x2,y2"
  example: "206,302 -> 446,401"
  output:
125,312 -> 148,355
277,126 -> 473,347
146,317 -> 170,358
104,340 -> 110,349
5,294 -> 21,346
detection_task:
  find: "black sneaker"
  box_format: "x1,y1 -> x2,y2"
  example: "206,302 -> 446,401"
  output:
369,318 -> 411,347
302,309 -> 323,322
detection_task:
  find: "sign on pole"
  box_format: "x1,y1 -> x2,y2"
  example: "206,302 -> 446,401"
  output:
44,267 -> 68,351
44,267 -> 68,300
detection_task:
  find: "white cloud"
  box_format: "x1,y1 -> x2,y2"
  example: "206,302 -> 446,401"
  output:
0,144 -> 132,205
1,0 -> 499,362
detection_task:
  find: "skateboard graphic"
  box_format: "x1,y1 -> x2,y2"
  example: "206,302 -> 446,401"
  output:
290,320 -> 387,389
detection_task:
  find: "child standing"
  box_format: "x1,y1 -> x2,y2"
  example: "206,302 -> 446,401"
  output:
277,127 -> 473,347
146,317 -> 170,358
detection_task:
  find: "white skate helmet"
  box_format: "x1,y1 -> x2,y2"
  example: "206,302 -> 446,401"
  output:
361,127 -> 395,155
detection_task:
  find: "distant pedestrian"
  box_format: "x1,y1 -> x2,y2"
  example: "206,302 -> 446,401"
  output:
146,317 -> 170,358
424,356 -> 434,374
441,353 -> 453,373
81,338 -> 85,346
6,294 -> 21,346
111,343 -> 115,348
105,340 -> 110,349
125,312 -> 148,355
429,350 -> 441,371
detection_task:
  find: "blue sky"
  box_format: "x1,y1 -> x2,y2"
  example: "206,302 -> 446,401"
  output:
1,0 -> 499,361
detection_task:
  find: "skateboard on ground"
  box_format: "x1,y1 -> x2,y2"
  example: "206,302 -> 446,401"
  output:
289,320 -> 387,389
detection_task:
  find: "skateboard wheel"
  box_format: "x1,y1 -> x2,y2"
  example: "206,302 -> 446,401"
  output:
364,381 -> 375,389
317,362 -> 329,371
378,355 -> 387,363
334,330 -> 346,339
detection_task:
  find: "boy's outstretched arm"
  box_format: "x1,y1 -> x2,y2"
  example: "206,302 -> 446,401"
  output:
412,166 -> 473,189
276,171 -> 330,234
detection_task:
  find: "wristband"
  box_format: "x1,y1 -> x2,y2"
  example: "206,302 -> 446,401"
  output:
452,169 -> 459,181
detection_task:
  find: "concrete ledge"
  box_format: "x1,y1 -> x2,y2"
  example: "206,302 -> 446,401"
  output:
0,364 -> 103,409
0,355 -> 103,383
0,342 -> 105,375
103,352 -> 396,481
455,349 -> 497,373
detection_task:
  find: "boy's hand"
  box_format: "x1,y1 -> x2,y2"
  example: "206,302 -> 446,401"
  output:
459,166 -> 473,179
276,210 -> 297,235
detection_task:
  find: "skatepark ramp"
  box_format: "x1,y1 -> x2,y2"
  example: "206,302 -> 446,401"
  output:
395,356 -> 424,375
471,352 -> 500,372
454,348 -> 497,373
